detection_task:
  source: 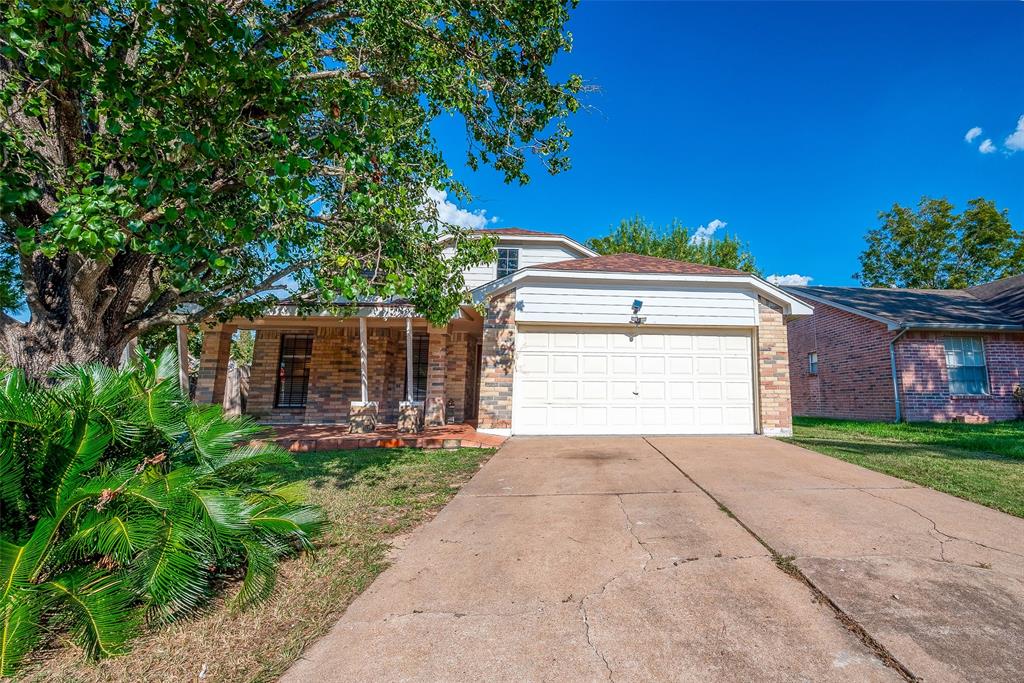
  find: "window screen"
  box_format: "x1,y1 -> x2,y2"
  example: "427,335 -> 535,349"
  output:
405,333 -> 430,402
943,337 -> 989,396
808,352 -> 818,375
496,247 -> 519,278
275,334 -> 313,407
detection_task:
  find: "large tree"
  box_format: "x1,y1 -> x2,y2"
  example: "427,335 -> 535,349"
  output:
587,215 -> 760,274
856,197 -> 1023,289
0,0 -> 583,379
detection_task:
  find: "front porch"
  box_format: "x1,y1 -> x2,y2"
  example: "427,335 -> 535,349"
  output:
192,301 -> 485,434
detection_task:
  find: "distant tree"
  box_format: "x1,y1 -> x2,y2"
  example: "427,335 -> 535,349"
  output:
587,216 -> 760,274
856,197 -> 1023,289
231,329 -> 255,366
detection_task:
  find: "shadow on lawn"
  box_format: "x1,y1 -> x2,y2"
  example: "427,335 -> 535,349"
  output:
269,448 -> 421,491
790,435 -> 1024,465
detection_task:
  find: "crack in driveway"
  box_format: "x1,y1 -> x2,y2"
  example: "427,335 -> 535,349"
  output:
860,488 -> 1024,563
641,437 -> 919,682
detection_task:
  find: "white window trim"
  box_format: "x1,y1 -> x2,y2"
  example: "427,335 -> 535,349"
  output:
943,336 -> 990,396
496,247 -> 520,278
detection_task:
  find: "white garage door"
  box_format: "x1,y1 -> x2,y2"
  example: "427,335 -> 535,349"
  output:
512,327 -> 755,435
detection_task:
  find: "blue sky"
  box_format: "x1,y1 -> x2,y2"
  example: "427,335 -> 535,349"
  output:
430,1 -> 1024,286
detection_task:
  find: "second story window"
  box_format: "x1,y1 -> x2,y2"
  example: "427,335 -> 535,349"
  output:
808,352 -> 818,375
496,247 -> 519,278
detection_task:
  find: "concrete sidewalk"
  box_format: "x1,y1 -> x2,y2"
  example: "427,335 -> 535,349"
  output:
648,436 -> 1024,682
284,437 -> 902,682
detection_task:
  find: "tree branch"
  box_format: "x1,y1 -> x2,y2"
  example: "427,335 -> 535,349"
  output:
125,261 -> 310,337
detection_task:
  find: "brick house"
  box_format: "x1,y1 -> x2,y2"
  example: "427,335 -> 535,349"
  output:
194,228 -> 812,436
783,275 -> 1024,423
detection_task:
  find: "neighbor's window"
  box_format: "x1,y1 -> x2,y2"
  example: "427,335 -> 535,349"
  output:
405,333 -> 429,402
943,337 -> 989,396
808,352 -> 818,375
496,247 -> 519,278
275,334 -> 314,407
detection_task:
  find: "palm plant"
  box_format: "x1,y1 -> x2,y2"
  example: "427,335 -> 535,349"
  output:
0,349 -> 324,676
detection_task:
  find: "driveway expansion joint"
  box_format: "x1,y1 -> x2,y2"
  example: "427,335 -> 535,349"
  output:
641,437 -> 920,683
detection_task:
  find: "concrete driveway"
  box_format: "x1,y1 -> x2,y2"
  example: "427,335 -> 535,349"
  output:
284,436 -> 1024,682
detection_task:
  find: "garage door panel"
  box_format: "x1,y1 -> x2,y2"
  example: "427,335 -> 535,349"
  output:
696,357 -> 721,375
581,381 -> 607,400
725,381 -> 751,400
639,356 -> 665,374
610,381 -> 637,400
551,381 -> 578,400
610,356 -> 636,374
638,381 -> 665,400
551,356 -> 578,374
668,382 -> 694,400
668,356 -> 693,375
519,354 -> 548,374
641,407 -> 667,425
519,380 -> 548,400
609,407 -> 637,425
697,381 -> 722,400
724,357 -> 750,375
513,327 -> 754,436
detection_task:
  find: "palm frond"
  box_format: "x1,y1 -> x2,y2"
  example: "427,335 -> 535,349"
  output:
232,539 -> 278,610
0,588 -> 46,677
43,569 -> 140,659
130,519 -> 213,622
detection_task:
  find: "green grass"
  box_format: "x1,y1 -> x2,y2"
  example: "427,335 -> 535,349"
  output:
785,417 -> 1024,518
24,447 -> 494,683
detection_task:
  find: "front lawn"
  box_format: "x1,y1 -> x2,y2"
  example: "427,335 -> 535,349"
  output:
22,447 -> 494,683
785,417 -> 1024,518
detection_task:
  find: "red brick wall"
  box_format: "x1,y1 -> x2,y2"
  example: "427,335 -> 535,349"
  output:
897,331 -> 1024,423
785,301 -> 896,422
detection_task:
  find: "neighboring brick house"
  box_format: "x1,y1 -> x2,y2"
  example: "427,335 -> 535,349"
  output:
195,228 -> 812,436
784,275 -> 1024,423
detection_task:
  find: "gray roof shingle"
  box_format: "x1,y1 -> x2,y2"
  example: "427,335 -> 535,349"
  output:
782,285 -> 1023,329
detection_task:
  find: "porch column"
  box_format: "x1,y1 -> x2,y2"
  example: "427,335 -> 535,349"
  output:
398,317 -> 424,433
349,317 -> 379,433
194,325 -> 235,405
359,317 -> 369,403
424,327 -> 448,427
176,325 -> 190,396
406,317 -> 414,402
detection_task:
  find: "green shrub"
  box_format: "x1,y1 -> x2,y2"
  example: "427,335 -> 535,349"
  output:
0,349 -> 325,676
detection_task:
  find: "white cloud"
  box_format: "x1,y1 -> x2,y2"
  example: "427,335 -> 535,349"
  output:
1003,115 -> 1024,152
766,273 -> 813,286
964,126 -> 982,143
426,187 -> 497,229
979,138 -> 997,154
689,218 -> 727,245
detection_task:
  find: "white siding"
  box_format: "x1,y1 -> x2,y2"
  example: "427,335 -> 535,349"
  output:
515,282 -> 758,327
446,243 -> 585,290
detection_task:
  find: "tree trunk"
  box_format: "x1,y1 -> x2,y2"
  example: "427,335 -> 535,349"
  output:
0,313 -> 127,383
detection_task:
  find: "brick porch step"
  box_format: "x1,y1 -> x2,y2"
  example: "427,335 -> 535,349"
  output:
269,423 -> 507,452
